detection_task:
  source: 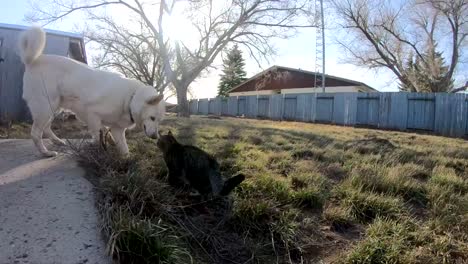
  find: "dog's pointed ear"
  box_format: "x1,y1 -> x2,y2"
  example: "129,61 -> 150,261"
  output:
146,94 -> 164,105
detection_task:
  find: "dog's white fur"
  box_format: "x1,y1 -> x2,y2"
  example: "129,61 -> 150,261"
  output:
19,26 -> 165,157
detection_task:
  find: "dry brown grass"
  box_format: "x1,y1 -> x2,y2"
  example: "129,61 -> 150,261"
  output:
7,115 -> 468,263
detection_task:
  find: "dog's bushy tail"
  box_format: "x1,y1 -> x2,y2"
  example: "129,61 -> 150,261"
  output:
18,26 -> 46,65
219,174 -> 246,196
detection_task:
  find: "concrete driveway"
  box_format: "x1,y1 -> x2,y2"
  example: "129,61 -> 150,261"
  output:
0,140 -> 110,264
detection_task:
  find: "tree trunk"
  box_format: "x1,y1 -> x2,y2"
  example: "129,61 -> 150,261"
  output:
176,85 -> 190,117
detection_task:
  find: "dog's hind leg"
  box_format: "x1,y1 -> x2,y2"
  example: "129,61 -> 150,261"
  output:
44,124 -> 66,146
31,115 -> 58,157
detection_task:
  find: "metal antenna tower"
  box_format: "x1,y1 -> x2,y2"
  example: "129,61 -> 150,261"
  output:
314,0 -> 325,92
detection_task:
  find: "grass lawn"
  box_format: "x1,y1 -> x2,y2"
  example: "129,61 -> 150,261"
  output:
4,115 -> 468,263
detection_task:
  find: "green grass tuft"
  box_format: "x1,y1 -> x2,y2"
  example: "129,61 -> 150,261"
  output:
343,218 -> 416,264
338,185 -> 406,223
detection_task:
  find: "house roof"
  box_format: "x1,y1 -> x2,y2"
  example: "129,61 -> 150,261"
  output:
228,65 -> 377,93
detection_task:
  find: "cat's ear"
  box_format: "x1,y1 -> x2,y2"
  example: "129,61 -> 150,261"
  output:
168,130 -> 173,136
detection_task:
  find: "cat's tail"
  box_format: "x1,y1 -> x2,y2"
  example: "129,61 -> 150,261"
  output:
219,174 -> 246,196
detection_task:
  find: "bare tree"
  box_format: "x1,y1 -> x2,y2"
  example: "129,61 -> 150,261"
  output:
27,0 -> 314,116
85,15 -> 172,96
331,0 -> 467,93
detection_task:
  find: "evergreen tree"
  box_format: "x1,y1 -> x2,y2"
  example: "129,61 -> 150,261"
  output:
399,43 -> 453,92
423,47 -> 453,92
400,53 -> 417,92
218,45 -> 247,97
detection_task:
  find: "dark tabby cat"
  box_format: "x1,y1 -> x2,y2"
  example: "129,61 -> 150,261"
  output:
157,131 -> 245,196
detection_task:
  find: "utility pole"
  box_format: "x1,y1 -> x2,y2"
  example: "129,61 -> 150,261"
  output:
314,0 -> 326,93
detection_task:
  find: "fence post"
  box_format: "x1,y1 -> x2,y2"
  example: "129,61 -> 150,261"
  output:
281,93 -> 285,121
216,97 -> 222,116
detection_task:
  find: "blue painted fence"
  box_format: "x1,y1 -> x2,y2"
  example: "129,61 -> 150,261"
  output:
189,92 -> 468,138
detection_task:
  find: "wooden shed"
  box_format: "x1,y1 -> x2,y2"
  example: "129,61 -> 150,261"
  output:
0,23 -> 87,124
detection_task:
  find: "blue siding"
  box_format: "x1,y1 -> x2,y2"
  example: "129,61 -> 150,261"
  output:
316,96 -> 334,123
257,96 -> 270,118
357,95 -> 380,126
270,95 -> 283,120
296,94 -> 308,121
227,97 -> 238,116
407,94 -> 435,131
246,96 -> 257,118
198,99 -> 209,115
283,95 -> 297,120
237,97 -> 246,116
189,100 -> 198,114
466,100 -> 468,135
221,99 -> 228,116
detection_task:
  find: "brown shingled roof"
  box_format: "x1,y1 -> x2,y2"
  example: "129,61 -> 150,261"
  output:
228,65 -> 376,93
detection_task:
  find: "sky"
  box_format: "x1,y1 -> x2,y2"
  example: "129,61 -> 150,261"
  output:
1,0 -> 465,103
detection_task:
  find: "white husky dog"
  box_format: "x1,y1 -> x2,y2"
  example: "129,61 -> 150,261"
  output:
19,26 -> 165,157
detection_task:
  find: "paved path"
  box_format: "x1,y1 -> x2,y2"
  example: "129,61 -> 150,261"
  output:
0,140 -> 110,264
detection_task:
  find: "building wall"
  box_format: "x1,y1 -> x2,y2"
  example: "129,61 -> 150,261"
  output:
229,90 -> 278,97
0,28 -> 71,123
281,86 -> 376,94
229,85 -> 376,97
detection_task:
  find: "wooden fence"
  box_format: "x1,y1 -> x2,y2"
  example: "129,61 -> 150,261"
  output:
189,92 -> 468,138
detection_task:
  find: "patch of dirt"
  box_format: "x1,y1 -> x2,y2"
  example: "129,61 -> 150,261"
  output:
301,224 -> 363,264
330,221 -> 354,233
344,136 -> 396,155
203,115 -> 222,119
247,135 -> 263,145
321,163 -> 347,182
267,154 -> 293,177
410,171 -> 430,182
292,149 -> 326,161
408,201 -> 429,221
446,161 -> 467,176
291,177 -> 308,190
